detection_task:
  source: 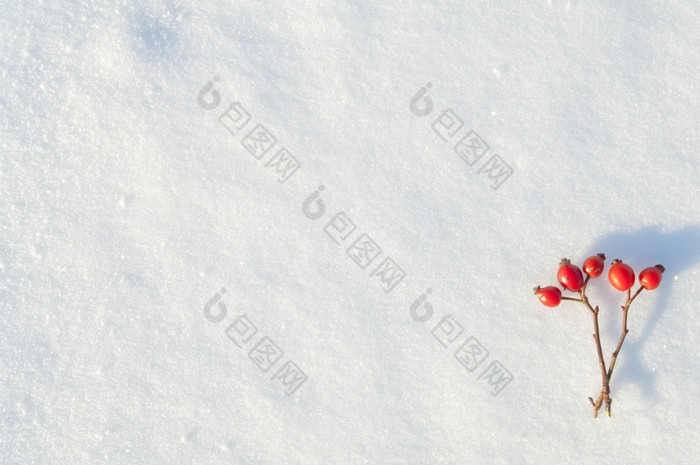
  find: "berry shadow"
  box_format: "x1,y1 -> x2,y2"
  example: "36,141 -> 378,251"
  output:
585,225 -> 700,402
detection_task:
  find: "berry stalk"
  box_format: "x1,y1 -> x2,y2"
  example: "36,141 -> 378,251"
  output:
579,287 -> 611,418
591,285 -> 645,416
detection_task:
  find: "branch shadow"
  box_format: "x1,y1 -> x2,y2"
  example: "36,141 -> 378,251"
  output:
585,225 -> 700,402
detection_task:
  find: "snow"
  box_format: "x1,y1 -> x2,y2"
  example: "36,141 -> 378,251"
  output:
2,1 -> 700,464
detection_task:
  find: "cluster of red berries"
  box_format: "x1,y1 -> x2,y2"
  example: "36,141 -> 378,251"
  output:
533,253 -> 666,418
534,254 -> 665,307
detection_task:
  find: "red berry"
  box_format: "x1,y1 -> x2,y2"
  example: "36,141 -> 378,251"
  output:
557,258 -> 584,292
583,253 -> 606,278
608,259 -> 635,291
639,264 -> 665,290
534,286 -> 562,307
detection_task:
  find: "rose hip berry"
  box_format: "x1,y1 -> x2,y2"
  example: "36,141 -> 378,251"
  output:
608,259 -> 635,291
583,253 -> 606,278
534,286 -> 562,307
557,258 -> 584,292
639,264 -> 665,290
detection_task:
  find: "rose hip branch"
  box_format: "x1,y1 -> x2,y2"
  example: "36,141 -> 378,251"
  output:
535,255 -> 666,418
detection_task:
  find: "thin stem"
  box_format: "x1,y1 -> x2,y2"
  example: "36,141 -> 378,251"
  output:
578,288 -> 609,418
581,274 -> 591,293
603,285 -> 645,416
589,285 -> 646,416
591,305 -> 610,417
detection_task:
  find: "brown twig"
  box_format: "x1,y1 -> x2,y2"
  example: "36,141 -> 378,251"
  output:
589,285 -> 645,416
578,286 -> 610,418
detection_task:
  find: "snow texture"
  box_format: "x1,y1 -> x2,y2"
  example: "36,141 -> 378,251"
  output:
2,1 -> 699,464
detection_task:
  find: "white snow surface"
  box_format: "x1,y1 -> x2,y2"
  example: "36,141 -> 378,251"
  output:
2,1 -> 700,464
